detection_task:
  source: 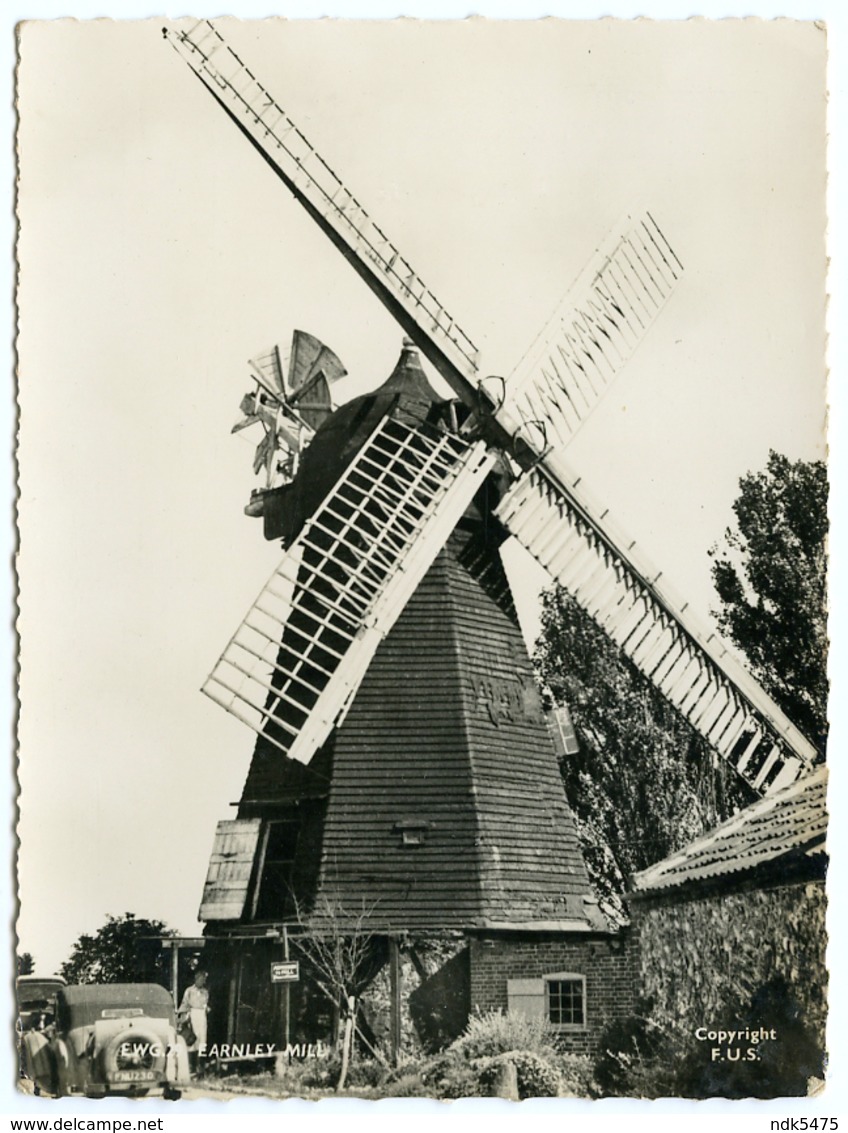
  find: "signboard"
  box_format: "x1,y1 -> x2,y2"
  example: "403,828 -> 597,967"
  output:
270,960 -> 300,983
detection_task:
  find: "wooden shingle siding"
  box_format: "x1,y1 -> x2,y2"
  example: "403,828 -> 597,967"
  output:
312,521 -> 595,930
239,738 -> 332,806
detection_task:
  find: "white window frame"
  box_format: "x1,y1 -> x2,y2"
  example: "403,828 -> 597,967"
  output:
544,971 -> 586,1032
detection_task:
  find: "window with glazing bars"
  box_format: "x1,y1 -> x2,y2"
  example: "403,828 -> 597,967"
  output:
546,975 -> 585,1027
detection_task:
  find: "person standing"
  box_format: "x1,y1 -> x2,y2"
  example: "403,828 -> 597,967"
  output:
178,970 -> 209,1073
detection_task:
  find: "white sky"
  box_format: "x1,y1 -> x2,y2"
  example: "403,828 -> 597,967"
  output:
10,4 -> 840,1080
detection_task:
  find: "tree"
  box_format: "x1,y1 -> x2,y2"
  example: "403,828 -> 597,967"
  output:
535,588 -> 751,924
59,913 -> 174,986
17,952 -> 35,976
293,896 -> 385,1090
710,451 -> 828,752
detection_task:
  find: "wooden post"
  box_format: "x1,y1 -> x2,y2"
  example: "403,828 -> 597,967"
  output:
282,926 -> 291,1049
226,947 -> 238,1044
170,941 -> 179,1009
492,1059 -> 519,1100
388,936 -> 402,1065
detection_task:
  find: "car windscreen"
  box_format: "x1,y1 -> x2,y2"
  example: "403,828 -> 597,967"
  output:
16,979 -> 65,1006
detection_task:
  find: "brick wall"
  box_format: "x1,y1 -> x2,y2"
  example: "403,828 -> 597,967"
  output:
468,931 -> 636,1055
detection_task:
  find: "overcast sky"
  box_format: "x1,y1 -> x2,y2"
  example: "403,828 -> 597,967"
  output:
14,16 -> 831,982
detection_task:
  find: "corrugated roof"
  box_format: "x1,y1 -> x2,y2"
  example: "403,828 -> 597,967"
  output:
630,764 -> 827,895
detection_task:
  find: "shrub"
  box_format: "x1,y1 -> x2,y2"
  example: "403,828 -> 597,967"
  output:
433,1060 -> 486,1100
420,1048 -> 479,1097
556,1053 -> 596,1098
451,1009 -> 559,1061
268,1063 -> 308,1095
300,1051 -> 342,1089
592,1001 -> 669,1097
478,1050 -> 563,1098
344,1057 -> 387,1088
416,1012 -> 580,1100
383,1070 -> 432,1098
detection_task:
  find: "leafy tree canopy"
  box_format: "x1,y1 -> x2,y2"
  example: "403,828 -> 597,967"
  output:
535,589 -> 751,925
17,952 -> 35,976
59,912 -> 174,986
710,450 -> 828,752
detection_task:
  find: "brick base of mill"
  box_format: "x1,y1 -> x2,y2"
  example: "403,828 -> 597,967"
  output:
468,931 -> 637,1056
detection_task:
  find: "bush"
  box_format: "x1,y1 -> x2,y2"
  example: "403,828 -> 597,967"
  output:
420,1049 -> 481,1098
593,1001 -> 670,1097
478,1050 -> 563,1098
300,1051 -> 342,1090
451,1009 -> 559,1061
383,1070 -> 431,1098
556,1053 -> 596,1098
415,1012 -> 579,1100
430,1058 -> 486,1100
344,1057 -> 387,1088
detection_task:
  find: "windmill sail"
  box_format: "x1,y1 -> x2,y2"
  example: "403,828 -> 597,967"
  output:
506,212 -> 683,451
168,20 -> 820,791
289,328 -> 345,387
496,460 -> 817,795
239,331 -> 346,497
249,343 -> 286,398
165,23 -> 684,449
203,413 -> 495,763
164,21 -> 481,406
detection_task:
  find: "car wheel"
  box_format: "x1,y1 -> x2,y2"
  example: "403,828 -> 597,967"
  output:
100,1028 -> 167,1084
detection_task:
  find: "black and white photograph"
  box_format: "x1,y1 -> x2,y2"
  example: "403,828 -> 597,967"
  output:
10,8 -> 838,1116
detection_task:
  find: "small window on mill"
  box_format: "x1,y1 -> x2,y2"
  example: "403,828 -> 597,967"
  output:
392,819 -> 432,847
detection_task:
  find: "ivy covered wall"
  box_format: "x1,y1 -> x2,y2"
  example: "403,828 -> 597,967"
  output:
632,877 -> 827,1048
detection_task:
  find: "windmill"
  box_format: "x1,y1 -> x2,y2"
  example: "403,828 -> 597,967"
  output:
235,329 -> 346,517
165,20 -> 819,802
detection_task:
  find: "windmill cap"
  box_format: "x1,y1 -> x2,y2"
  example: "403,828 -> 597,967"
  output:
398,336 -> 424,367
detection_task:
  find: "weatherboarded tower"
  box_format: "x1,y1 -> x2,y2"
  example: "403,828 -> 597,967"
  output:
198,343 -> 622,1056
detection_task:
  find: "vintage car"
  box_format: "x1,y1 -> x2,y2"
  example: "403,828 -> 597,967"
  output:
16,975 -> 66,1035
22,983 -> 189,1099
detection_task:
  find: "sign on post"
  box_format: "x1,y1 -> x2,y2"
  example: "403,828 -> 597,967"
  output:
271,960 -> 300,983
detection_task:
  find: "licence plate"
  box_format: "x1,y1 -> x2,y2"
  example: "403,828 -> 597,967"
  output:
111,1070 -> 157,1082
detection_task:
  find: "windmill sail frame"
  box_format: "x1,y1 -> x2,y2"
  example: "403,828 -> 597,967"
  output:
497,463 -> 816,795
203,411 -> 495,764
167,19 -> 821,793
